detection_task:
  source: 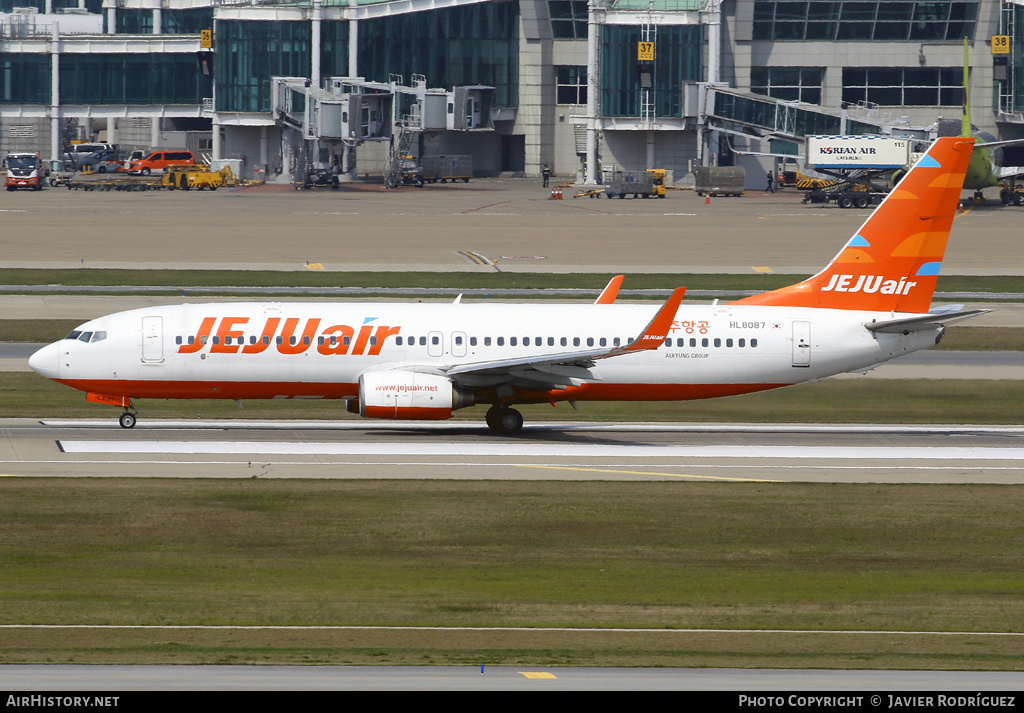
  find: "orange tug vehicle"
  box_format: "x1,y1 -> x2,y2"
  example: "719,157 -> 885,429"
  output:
5,152 -> 47,191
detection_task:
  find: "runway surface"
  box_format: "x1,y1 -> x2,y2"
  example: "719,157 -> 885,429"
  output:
5,419 -> 1024,483
2,664 -> 1023,691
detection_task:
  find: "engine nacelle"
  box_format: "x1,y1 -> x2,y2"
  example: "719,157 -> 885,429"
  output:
358,370 -> 472,420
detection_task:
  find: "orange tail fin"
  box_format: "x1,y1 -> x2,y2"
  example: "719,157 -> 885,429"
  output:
733,136 -> 974,313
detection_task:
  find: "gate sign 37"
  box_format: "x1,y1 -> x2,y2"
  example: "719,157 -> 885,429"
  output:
637,42 -> 655,61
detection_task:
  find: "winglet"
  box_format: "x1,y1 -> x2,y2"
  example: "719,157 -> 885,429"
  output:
595,275 -> 625,304
623,287 -> 686,351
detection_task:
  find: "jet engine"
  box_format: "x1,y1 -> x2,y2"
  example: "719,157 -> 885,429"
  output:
356,370 -> 474,420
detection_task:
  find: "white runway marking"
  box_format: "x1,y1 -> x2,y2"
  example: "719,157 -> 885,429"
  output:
56,440 -> 1024,460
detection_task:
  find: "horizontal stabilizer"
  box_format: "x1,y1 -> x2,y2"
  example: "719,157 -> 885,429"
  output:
865,309 -> 991,334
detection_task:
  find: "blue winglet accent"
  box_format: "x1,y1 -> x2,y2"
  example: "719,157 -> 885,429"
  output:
916,155 -> 941,169
848,235 -> 870,247
915,262 -> 942,276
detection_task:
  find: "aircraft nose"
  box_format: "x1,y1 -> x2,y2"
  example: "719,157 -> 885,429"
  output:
28,342 -> 60,379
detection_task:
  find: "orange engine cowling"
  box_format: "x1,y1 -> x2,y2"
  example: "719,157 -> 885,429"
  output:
358,370 -> 473,420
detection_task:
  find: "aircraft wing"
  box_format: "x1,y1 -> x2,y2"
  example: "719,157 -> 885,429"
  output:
864,309 -> 991,334
440,287 -> 687,386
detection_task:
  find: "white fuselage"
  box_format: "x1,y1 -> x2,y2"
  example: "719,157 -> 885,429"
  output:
29,300 -> 939,406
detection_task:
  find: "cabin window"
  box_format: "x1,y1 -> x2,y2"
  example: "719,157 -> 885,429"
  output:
600,337 -> 607,347
561,337 -> 568,347
739,338 -> 746,347
484,337 -> 491,346
726,338 -> 733,347
573,337 -> 581,346
497,337 -> 505,346
701,338 -> 708,347
175,336 -> 182,345
751,338 -> 758,347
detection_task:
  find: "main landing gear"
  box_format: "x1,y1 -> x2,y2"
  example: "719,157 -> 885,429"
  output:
485,406 -> 523,435
119,410 -> 137,429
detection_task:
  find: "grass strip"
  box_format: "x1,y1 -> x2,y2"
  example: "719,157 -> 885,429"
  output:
3,480 -> 1023,668
1,374 -> 1022,423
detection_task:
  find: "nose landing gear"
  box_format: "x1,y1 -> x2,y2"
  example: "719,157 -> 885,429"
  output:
119,410 -> 138,429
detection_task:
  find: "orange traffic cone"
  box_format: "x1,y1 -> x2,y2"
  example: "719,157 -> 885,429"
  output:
705,194 -> 711,205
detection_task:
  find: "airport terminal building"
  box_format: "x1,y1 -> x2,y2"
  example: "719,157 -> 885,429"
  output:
1,0 -> 1023,183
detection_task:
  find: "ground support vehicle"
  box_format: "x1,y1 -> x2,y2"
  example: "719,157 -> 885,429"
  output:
1000,184 -> 1024,206
574,188 -> 604,199
384,156 -> 425,188
300,168 -> 340,190
5,152 -> 47,191
47,161 -> 75,187
65,175 -> 164,191
801,169 -> 894,209
605,169 -> 666,199
163,165 -> 238,191
421,155 -> 473,183
693,166 -> 745,197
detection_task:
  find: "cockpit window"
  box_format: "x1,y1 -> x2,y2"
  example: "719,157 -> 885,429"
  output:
65,330 -> 106,343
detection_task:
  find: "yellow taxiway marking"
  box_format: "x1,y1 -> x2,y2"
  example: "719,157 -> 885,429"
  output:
458,250 -> 493,266
305,262 -> 324,270
520,672 -> 557,679
752,266 -> 773,273
516,464 -> 781,483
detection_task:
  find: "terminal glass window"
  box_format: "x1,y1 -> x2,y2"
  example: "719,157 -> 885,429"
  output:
116,9 -> 153,35
360,3 -> 519,107
216,20 -> 311,113
163,9 -> 215,35
752,1 -> 978,41
320,20 -> 349,79
751,67 -> 824,104
556,66 -> 587,104
0,54 -> 50,104
60,54 -> 211,105
601,24 -> 703,117
549,1 -> 588,39
843,67 -> 962,106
